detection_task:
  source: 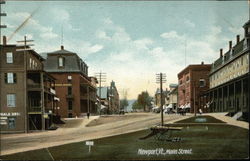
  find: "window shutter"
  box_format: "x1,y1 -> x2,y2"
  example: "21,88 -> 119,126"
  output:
63,57 -> 65,66
13,73 -> 17,83
4,73 -> 7,83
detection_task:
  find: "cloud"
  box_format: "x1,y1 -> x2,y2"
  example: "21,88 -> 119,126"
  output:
86,44 -> 104,54
160,31 -> 185,41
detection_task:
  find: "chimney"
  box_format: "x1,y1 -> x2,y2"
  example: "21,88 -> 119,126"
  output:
229,41 -> 232,50
236,35 -> 240,44
201,61 -> 204,65
220,48 -> 223,58
3,36 -> 7,45
61,45 -> 64,50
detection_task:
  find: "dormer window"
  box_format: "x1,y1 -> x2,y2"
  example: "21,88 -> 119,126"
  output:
58,57 -> 65,67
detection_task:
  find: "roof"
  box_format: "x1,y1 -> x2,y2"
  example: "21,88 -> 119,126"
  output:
47,49 -> 76,55
243,20 -> 250,28
97,87 -> 109,99
178,64 -> 211,77
43,46 -> 88,74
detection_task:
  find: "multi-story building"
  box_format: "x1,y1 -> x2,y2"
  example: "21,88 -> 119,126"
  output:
43,46 -> 97,118
0,36 -> 57,133
97,81 -> 120,114
109,81 -> 120,113
155,88 -> 168,108
168,84 -> 178,110
177,62 -> 211,113
206,20 -> 249,120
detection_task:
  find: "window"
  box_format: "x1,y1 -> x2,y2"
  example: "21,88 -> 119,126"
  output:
186,76 -> 189,82
179,80 -> 183,85
6,52 -> 13,63
68,86 -> 72,95
68,101 -> 73,110
5,73 -> 16,84
68,76 -> 72,83
58,57 -> 64,67
199,79 -> 206,87
30,58 -> 32,68
8,118 -> 16,129
7,94 -> 16,107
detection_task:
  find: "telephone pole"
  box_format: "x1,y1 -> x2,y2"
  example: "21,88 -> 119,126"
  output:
156,73 -> 166,126
95,71 -> 106,115
0,0 -> 7,44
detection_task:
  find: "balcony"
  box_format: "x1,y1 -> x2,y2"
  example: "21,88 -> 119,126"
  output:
27,83 -> 41,89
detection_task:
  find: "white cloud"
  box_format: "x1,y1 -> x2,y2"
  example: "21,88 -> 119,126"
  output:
134,38 -> 153,50
160,31 -> 185,41
86,44 -> 104,54
96,30 -> 111,40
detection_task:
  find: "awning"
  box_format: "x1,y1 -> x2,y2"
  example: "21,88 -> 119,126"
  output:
101,105 -> 107,110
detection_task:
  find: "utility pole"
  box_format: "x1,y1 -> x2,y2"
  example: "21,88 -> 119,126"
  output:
17,36 -> 34,132
0,0 -> 7,44
193,81 -> 197,117
95,71 -> 106,115
156,73 -> 166,126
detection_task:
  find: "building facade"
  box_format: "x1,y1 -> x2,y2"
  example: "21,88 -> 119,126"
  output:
168,84 -> 178,110
97,81 -> 120,114
206,21 -> 249,120
178,62 -> 211,113
0,36 -> 57,133
43,46 -> 97,118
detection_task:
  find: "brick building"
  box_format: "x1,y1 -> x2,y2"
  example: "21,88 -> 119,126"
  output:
177,62 -> 211,113
43,46 -> 97,118
206,20 -> 249,120
0,36 -> 57,133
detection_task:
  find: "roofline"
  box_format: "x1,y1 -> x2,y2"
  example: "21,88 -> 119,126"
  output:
177,64 -> 211,77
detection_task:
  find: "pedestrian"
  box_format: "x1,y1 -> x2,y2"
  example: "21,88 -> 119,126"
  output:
199,109 -> 203,115
87,112 -> 90,119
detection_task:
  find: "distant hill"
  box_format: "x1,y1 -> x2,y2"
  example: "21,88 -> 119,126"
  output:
125,99 -> 136,112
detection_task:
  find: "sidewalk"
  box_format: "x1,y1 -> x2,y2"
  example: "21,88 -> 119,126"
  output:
206,113 -> 249,130
0,116 -> 99,139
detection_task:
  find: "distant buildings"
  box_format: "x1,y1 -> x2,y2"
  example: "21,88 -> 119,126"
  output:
154,88 -> 168,108
168,84 -> 178,110
97,80 -> 120,114
43,46 -> 97,118
177,62 -> 211,113
207,20 -> 249,120
0,36 -> 57,133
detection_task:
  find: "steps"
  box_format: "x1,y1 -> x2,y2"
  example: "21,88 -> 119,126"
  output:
232,111 -> 243,120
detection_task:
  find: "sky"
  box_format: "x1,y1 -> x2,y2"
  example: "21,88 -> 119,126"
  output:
1,0 -> 249,99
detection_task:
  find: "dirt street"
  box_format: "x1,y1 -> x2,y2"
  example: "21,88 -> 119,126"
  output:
0,113 -> 191,156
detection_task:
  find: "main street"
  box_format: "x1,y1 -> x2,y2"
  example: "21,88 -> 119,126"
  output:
0,113 -> 191,156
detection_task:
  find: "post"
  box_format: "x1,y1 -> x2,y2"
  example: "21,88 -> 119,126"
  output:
193,82 -> 196,116
160,73 -> 164,126
87,86 -> 90,114
99,73 -> 101,115
41,72 -> 45,130
24,36 -> 28,132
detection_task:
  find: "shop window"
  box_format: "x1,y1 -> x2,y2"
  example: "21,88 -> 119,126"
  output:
8,118 -> 16,129
6,52 -> 13,63
7,94 -> 16,107
68,113 -> 73,118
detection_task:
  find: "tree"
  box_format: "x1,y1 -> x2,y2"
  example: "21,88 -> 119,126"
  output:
137,91 -> 152,112
132,100 -> 143,110
120,98 -> 129,110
